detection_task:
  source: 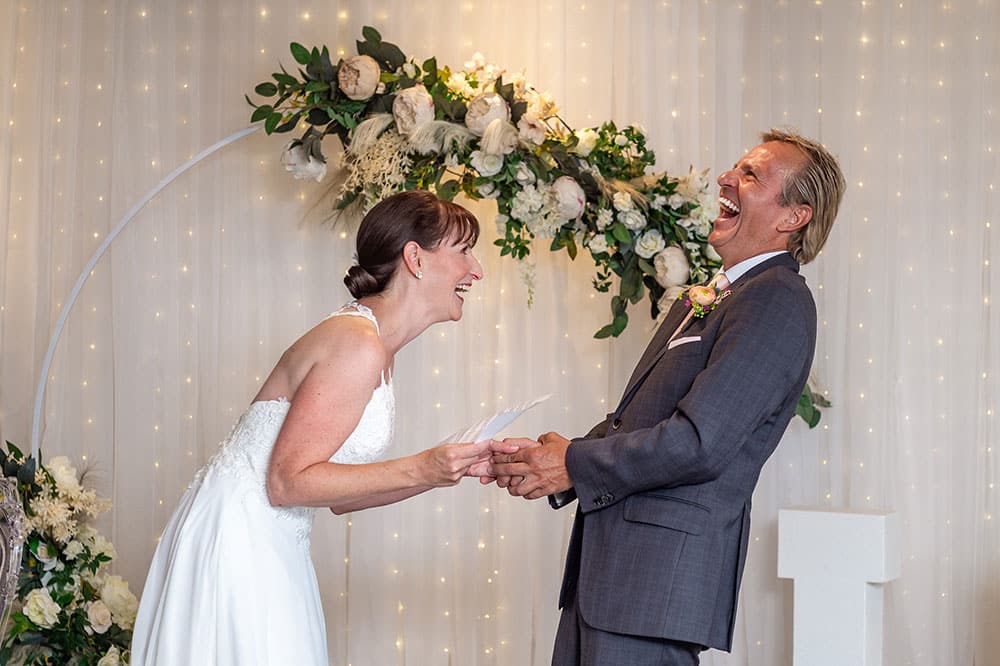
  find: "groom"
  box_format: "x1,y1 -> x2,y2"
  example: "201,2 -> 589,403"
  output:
490,129 -> 846,665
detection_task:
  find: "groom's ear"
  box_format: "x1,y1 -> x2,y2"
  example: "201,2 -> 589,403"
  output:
401,240 -> 423,277
777,204 -> 812,233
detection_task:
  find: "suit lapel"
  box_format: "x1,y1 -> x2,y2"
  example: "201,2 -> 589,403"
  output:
614,253 -> 801,415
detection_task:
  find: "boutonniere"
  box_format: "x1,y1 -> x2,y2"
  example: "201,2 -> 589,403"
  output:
677,283 -> 732,318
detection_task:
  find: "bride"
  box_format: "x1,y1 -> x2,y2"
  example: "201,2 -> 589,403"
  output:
130,190 -> 507,665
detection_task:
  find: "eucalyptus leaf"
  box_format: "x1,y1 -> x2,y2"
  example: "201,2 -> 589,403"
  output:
594,323 -> 615,339
290,42 -> 311,65
362,26 -> 382,44
611,224 -> 632,244
250,105 -> 272,123
254,82 -> 277,97
264,111 -> 282,134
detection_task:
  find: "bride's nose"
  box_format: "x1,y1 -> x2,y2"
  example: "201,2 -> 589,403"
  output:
469,253 -> 484,281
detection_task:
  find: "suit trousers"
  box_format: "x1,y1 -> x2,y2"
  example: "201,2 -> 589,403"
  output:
551,589 -> 704,666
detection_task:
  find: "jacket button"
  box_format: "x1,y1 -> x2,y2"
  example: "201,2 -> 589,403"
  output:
611,418 -> 622,430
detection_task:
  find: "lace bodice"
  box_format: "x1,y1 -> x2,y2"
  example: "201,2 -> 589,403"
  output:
199,302 -> 395,543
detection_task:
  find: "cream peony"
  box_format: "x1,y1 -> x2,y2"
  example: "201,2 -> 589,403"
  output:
551,176 -> 586,220
280,142 -> 326,183
337,54 -> 380,100
653,245 -> 691,288
87,600 -> 113,634
100,575 -> 138,630
469,150 -> 503,177
97,646 -> 122,666
571,128 -> 599,157
24,588 -> 60,629
392,84 -> 435,136
516,114 -> 547,146
464,92 -> 510,136
635,229 -> 666,259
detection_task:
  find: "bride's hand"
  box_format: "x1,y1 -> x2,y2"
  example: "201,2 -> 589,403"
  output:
466,440 -> 520,480
419,440 -> 500,487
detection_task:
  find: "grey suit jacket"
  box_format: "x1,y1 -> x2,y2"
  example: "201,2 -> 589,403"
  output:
553,253 -> 815,651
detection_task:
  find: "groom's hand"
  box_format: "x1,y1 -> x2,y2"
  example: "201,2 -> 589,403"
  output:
490,432 -> 572,500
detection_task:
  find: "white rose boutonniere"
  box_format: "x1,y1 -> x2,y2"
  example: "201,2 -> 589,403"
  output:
392,84 -> 434,136
337,54 -> 381,100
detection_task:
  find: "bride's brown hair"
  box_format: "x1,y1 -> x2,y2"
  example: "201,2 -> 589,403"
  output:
344,190 -> 480,299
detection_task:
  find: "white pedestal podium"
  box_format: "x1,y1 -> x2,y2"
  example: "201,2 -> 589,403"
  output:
777,507 -> 901,666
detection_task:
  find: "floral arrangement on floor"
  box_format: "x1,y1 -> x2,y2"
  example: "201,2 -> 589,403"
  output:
247,26 -> 827,425
1,443 -> 136,666
247,27 -> 721,338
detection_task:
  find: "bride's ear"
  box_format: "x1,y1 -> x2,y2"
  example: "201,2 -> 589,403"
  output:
401,241 -> 423,279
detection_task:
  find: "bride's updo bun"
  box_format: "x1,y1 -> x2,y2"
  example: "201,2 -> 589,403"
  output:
344,190 -> 480,298
344,265 -> 380,299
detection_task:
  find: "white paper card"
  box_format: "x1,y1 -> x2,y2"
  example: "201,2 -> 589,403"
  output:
439,394 -> 551,444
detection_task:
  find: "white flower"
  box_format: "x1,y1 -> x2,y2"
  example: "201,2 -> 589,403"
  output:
653,246 -> 691,287
464,51 -> 487,71
514,162 -> 535,185
694,216 -> 713,238
469,150 -> 504,177
480,118 -> 519,155
392,84 -> 435,137
619,209 -> 647,231
614,133 -> 628,147
572,128 -> 599,157
517,114 -> 547,146
446,71 -> 474,98
676,166 -> 712,199
510,184 -> 546,222
677,216 -> 695,229
495,214 -> 510,236
525,209 -> 561,239
100,575 -> 138,630
595,208 -> 614,230
87,600 -> 113,634
635,229 -> 667,259
706,243 -> 722,262
477,182 -> 499,199
24,588 -> 60,629
651,194 -> 668,211
47,456 -> 81,494
337,54 -> 381,100
465,92 -> 510,136
401,62 -> 418,79
63,539 -> 84,560
551,176 -> 586,220
612,191 -> 634,212
668,193 -> 686,209
587,233 -> 609,254
97,646 -> 122,666
35,542 -> 60,571
280,142 -> 326,183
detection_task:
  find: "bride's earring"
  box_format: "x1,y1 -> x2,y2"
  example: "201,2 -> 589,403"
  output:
415,270 -> 423,279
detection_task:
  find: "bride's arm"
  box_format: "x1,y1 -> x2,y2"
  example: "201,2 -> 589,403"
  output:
266,329 -> 491,510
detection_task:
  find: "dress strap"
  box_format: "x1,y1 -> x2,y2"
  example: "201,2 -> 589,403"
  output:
327,301 -> 380,335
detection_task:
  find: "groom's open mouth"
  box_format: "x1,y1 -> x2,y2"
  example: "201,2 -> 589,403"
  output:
718,195 -> 740,219
455,283 -> 472,302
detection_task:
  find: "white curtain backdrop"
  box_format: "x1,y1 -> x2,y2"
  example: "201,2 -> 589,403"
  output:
1,1 -> 998,664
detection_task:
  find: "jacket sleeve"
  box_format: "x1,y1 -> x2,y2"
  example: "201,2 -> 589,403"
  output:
565,280 -> 814,514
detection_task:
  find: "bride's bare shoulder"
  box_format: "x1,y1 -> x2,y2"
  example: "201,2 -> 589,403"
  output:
289,314 -> 385,368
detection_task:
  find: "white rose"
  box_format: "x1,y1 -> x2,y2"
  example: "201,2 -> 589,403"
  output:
401,62 -> 418,79
87,600 -> 113,634
24,588 -> 60,629
653,246 -> 691,287
35,542 -> 60,571
464,92 -> 510,136
337,54 -> 381,100
392,84 -> 435,137
668,193 -> 686,209
587,233 -> 609,254
97,646 -> 121,666
63,540 -> 84,560
619,209 -> 647,231
514,162 -> 535,185
47,456 -> 81,493
100,575 -> 138,630
90,533 -> 117,561
694,216 -> 713,238
517,114 -> 547,146
280,142 -> 326,183
635,229 -> 667,259
571,128 -> 599,157
469,150 -> 504,177
612,191 -> 634,212
595,208 -> 614,230
477,182 -> 499,199
651,194 -> 668,211
551,176 -> 586,220
614,133 -> 628,146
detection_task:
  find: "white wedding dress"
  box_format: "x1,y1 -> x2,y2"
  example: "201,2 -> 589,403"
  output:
131,303 -> 394,665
